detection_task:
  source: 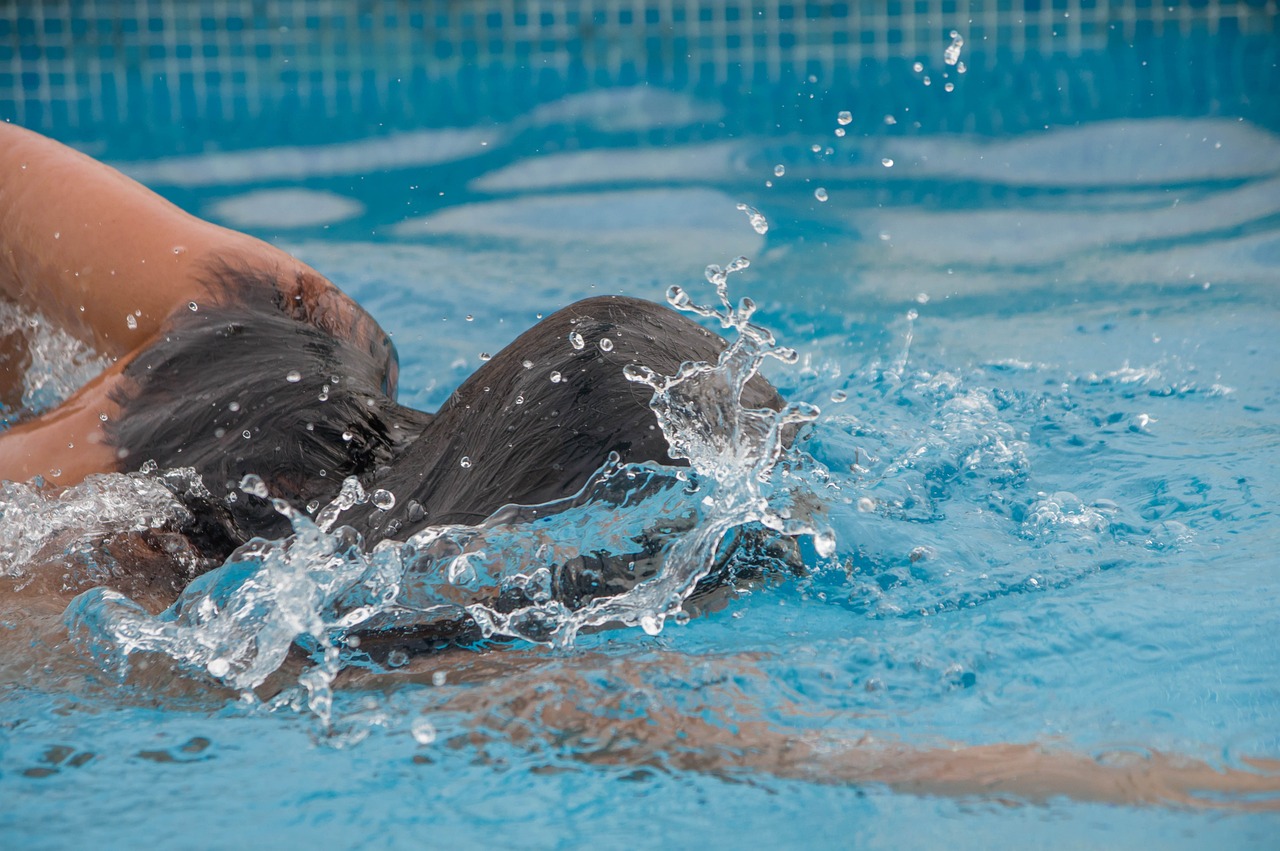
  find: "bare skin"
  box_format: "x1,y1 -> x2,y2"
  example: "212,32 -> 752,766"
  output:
0,121 -> 379,484
1,123 -> 1277,811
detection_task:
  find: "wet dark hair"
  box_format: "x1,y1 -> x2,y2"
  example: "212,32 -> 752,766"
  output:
108,269 -> 782,564
107,264 -> 427,555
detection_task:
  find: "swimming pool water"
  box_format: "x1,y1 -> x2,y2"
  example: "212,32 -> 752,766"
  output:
3,10 -> 1280,849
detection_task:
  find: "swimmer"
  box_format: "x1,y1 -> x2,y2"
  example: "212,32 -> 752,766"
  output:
0,121 -> 785,574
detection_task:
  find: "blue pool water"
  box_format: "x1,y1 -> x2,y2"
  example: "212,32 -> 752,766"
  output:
3,6 -> 1280,848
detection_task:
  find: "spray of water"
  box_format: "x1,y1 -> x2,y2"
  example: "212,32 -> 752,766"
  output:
55,264 -> 831,724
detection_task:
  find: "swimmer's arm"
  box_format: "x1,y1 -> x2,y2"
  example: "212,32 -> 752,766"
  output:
353,650 -> 1280,810
0,121 -> 324,355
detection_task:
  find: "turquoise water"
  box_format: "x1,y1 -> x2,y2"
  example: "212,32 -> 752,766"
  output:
4,39 -> 1280,851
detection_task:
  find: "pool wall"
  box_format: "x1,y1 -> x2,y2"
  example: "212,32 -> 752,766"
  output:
3,0 -> 1277,153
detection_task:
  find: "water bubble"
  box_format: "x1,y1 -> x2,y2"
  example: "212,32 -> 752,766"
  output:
813,529 -> 837,558
371,489 -> 396,511
810,143 -> 822,154
306,499 -> 320,514
285,370 -> 302,383
569,331 -> 585,350
188,301 -> 198,312
916,292 -> 931,304
515,394 -> 526,405
837,110 -> 853,125
239,474 -> 269,498
913,61 -> 924,72
881,158 -> 894,168
834,128 -> 846,137
945,30 -> 965,66
773,164 -> 785,177
386,649 -> 409,668
944,82 -> 955,92
228,401 -> 241,412
549,370 -> 562,383
242,430 -> 252,439
857,497 -> 876,512
923,76 -> 932,86
814,187 -> 829,202
957,61 -> 966,74
735,202 -> 769,235
599,338 -> 614,352
431,671 -> 447,687
830,389 -> 848,403
522,359 -> 534,369
459,456 -> 472,469
411,718 -> 437,745
125,314 -> 138,330
478,352 -> 492,362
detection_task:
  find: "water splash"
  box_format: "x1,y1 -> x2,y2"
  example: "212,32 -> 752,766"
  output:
60,269 -> 832,723
0,302 -> 113,421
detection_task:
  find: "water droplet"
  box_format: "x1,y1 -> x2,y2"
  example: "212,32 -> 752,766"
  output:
810,143 -> 822,154
944,82 -> 955,92
172,245 -> 187,255
884,114 -> 898,125
834,127 -> 846,137
957,61 -> 967,74
306,499 -> 320,513
460,456 -> 472,469
387,649 -> 409,668
411,718 -> 437,745
242,429 -> 252,439
514,394 -> 526,405
479,352 -> 492,361
923,75 -> 932,86
207,658 -> 231,677
857,497 -> 876,512
228,401 -> 240,412
598,338 -> 614,352
881,158 -> 894,168
814,187 -> 829,202
830,389 -> 848,403
666,285 -> 691,309
569,331 -> 585,350
464,314 -> 474,322
285,369 -> 302,383
773,164 -> 785,177
49,468 -> 62,478
371,489 -> 395,511
522,359 -> 534,369
188,301 -> 198,312
342,431 -> 353,442
814,529 -> 837,558
916,292 -> 931,304
431,671 -> 447,687
240,474 -> 269,497
837,110 -> 853,125
736,202 -> 769,235
549,370 -> 562,383
913,61 -> 924,72
53,231 -> 60,240
98,412 -> 109,422
945,30 -> 965,66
